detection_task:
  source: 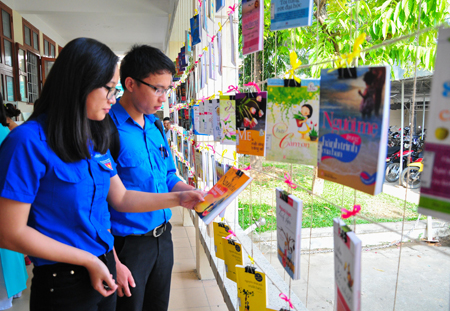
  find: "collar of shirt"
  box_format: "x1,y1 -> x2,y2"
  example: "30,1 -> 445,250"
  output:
111,101 -> 156,128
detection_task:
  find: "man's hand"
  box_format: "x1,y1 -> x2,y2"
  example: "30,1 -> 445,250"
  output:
116,261 -> 136,297
179,190 -> 205,209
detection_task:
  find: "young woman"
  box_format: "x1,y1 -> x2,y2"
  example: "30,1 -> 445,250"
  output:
0,38 -> 203,311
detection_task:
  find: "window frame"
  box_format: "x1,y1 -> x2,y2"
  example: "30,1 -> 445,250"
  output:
22,18 -> 39,55
0,3 -> 14,72
43,33 -> 55,57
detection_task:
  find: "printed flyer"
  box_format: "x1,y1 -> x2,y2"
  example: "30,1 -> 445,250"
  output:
270,0 -> 314,30
236,266 -> 268,311
220,95 -> 237,145
242,0 -> 264,55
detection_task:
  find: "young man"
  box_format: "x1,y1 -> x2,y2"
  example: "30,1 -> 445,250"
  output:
163,117 -> 172,142
109,45 -> 197,311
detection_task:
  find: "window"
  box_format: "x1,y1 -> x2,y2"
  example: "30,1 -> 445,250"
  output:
43,34 -> 55,57
15,43 -> 27,102
0,3 -> 14,102
22,18 -> 39,54
27,51 -> 39,104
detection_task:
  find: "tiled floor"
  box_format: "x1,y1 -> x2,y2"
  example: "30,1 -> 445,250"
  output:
10,207 -> 228,311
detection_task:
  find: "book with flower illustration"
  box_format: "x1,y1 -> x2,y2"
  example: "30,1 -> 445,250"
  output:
242,0 -> 264,55
270,0 -> 314,31
276,187 -> 303,280
317,67 -> 390,195
266,79 -> 320,165
333,218 -> 361,311
220,95 -> 237,145
235,92 -> 267,156
194,167 -> 253,225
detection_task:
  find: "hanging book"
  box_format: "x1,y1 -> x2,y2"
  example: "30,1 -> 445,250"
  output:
194,167 -> 253,225
177,133 -> 183,154
183,137 -> 190,164
213,221 -> 230,259
333,218 -> 361,311
190,14 -> 201,46
204,100 -> 214,135
235,92 -> 268,156
185,31 -> 192,54
195,148 -> 204,181
201,53 -> 207,89
317,67 -> 390,195
270,0 -> 314,31
276,188 -> 303,280
222,237 -> 243,282
242,0 -> 264,55
236,266 -> 268,311
230,11 -> 236,66
210,153 -> 216,184
211,99 -> 221,141
220,95 -> 237,145
209,42 -> 216,80
419,28 -> 450,221
217,31 -> 223,76
204,150 -> 211,188
215,160 -> 225,184
209,0 -> 215,22
216,0 -> 225,12
266,78 -> 320,165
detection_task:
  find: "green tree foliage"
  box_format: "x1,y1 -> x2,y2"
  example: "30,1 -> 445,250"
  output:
240,0 -> 450,85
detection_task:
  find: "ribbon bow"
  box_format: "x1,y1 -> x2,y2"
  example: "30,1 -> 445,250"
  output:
225,229 -> 236,239
208,94 -> 215,100
203,46 -> 209,52
207,144 -> 216,154
243,82 -> 261,93
228,4 -> 236,15
218,90 -> 223,96
341,205 -> 361,219
194,8 -> 198,15
207,34 -> 216,43
220,150 -> 227,163
218,22 -> 223,32
248,255 -> 255,265
242,165 -> 251,171
226,85 -> 240,94
284,173 -> 297,189
286,51 -> 302,83
198,0 -> 202,7
279,293 -> 294,309
334,33 -> 366,69
233,151 -> 237,167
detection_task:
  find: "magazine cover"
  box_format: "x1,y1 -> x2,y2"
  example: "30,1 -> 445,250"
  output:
212,99 -> 222,141
270,0 -> 314,30
223,238 -> 243,282
276,188 -> 303,280
419,28 -> 450,221
220,95 -> 237,145
242,0 -> 264,55
194,167 -> 253,224
266,79 -> 320,164
317,67 -> 390,195
333,218 -> 362,311
190,14 -> 201,45
236,92 -> 268,156
236,266 -> 268,311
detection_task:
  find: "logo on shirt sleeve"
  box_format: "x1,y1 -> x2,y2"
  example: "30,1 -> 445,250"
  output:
100,159 -> 113,170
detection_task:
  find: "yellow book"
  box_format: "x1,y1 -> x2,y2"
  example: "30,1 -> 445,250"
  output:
222,238 -> 243,282
213,222 -> 230,260
236,265 -> 268,311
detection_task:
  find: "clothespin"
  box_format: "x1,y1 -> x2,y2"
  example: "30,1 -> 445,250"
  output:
285,51 -> 302,84
284,173 -> 297,189
243,82 -> 261,93
341,205 -> 361,219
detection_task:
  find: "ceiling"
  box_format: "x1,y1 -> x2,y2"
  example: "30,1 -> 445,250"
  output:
5,0 -> 179,55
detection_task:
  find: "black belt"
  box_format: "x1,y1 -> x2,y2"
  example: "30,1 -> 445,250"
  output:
130,223 -> 167,238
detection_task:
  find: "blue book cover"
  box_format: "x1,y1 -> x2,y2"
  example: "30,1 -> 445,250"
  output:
190,14 -> 201,46
270,0 -> 314,31
317,67 -> 390,195
216,0 -> 225,12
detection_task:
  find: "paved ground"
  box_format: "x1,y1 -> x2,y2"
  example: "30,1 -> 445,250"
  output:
382,180 -> 420,204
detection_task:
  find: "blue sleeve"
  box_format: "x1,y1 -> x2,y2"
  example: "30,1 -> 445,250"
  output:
164,135 -> 182,191
0,126 -> 48,203
105,149 -> 118,178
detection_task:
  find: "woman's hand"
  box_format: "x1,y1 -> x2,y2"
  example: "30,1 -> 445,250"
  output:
84,256 -> 118,297
179,190 -> 205,210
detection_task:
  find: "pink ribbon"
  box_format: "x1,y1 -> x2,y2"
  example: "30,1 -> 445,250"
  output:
243,82 -> 261,93
198,0 -> 202,7
199,96 -> 208,102
226,85 -> 240,94
341,205 -> 361,219
207,34 -> 216,43
207,144 -> 216,154
242,165 -> 251,171
279,293 -> 294,309
225,230 -> 236,240
227,4 -> 236,15
284,173 -> 297,189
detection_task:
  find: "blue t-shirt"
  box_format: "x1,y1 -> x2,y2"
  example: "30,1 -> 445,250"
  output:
0,125 -> 9,145
0,117 -> 117,266
109,103 -> 181,236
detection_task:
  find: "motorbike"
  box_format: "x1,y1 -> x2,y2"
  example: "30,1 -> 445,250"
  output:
401,157 -> 423,189
385,149 -> 415,182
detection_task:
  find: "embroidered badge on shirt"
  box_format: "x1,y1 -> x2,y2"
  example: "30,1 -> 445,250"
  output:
100,159 -> 113,170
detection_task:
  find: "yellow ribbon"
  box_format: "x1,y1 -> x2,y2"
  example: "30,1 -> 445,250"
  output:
194,9 -> 198,15
333,33 -> 366,69
203,46 -> 209,52
208,94 -> 215,100
221,217 -> 225,222
248,255 -> 255,265
285,51 -> 301,83
220,150 -> 227,163
233,151 -> 237,167
218,22 -> 223,32
218,91 -> 223,96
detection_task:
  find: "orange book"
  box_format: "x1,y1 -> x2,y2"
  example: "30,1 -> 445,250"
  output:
194,167 -> 252,224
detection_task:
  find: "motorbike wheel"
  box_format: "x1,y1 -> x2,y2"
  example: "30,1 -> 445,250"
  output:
401,167 -> 421,189
385,163 -> 400,182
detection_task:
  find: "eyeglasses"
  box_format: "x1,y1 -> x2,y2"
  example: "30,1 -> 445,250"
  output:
133,78 -> 172,97
103,86 -> 120,100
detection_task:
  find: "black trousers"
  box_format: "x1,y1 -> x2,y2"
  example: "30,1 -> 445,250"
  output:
114,222 -> 174,311
30,251 -> 117,311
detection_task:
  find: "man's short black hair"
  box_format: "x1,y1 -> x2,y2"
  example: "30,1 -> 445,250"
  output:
163,117 -> 171,122
120,45 -> 176,92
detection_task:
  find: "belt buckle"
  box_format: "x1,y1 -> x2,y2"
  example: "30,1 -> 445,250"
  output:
153,224 -> 165,238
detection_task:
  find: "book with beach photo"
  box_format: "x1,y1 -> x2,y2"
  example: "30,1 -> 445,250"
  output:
317,67 -> 390,195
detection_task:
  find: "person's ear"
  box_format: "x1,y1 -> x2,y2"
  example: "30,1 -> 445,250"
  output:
124,77 -> 135,92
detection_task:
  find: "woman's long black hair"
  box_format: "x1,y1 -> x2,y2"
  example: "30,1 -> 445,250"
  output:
30,37 -> 119,162
0,96 -> 8,127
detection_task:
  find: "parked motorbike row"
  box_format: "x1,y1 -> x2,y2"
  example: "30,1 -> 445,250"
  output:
385,126 -> 425,189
